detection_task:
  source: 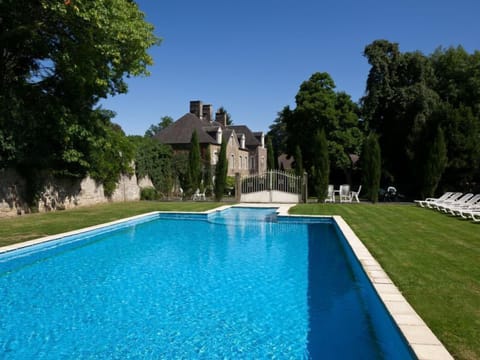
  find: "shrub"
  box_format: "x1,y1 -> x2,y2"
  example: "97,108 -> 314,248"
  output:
140,187 -> 158,200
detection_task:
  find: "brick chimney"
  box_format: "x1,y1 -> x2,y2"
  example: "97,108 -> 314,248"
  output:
202,104 -> 213,122
215,110 -> 227,127
189,100 -> 203,118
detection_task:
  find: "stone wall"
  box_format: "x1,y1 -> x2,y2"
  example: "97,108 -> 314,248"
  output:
0,168 -> 152,217
0,169 -> 26,216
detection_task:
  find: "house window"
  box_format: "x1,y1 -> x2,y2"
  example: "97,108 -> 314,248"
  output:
261,156 -> 265,170
250,156 -> 255,170
213,151 -> 218,165
230,154 -> 235,169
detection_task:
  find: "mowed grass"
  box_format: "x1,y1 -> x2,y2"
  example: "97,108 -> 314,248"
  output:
291,203 -> 480,360
0,201 -> 222,247
0,201 -> 478,359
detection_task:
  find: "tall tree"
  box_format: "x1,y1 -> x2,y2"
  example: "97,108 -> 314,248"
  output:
435,104 -> 480,190
421,126 -> 447,198
285,72 -> 362,183
203,146 -> 213,192
214,141 -> 228,201
288,72 -> 337,171
0,0 -> 159,200
266,137 -> 275,169
145,116 -> 173,137
294,145 -> 304,177
267,106 -> 290,157
188,130 -> 201,192
361,133 -> 381,203
312,129 -> 329,202
361,40 -> 439,191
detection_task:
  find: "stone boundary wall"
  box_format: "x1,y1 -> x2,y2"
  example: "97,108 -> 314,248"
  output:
0,169 -> 153,217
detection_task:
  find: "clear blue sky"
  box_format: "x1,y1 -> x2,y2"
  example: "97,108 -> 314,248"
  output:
101,0 -> 480,136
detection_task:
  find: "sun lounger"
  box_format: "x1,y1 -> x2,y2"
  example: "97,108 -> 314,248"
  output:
470,212 -> 480,222
434,193 -> 473,211
441,194 -> 480,215
426,192 -> 463,209
457,205 -> 480,219
414,192 -> 453,207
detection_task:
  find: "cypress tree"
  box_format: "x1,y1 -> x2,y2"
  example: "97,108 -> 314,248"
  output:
267,137 -> 276,169
188,130 -> 201,192
313,129 -> 329,202
294,145 -> 304,176
362,133 -> 381,203
214,141 -> 228,201
422,126 -> 447,198
204,145 -> 213,191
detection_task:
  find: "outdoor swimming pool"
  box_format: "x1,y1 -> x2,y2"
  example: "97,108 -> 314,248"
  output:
0,207 -> 415,359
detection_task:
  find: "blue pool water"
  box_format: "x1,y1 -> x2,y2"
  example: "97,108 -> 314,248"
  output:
0,208 -> 415,359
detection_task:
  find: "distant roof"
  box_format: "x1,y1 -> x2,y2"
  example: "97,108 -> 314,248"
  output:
229,125 -> 261,148
154,111 -> 263,150
154,113 -> 218,145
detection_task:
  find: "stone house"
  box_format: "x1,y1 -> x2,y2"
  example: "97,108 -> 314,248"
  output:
154,101 -> 267,177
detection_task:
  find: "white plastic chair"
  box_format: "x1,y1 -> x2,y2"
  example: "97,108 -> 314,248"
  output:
339,184 -> 351,203
192,188 -> 200,200
350,185 -> 362,203
325,184 -> 335,203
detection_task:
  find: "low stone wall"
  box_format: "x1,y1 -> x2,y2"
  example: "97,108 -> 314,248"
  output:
0,168 -> 152,217
0,169 -> 26,216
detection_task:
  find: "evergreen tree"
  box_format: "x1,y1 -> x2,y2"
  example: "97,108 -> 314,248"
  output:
294,145 -> 304,176
214,141 -> 228,201
313,129 -> 329,202
267,137 -> 276,169
362,133 -> 381,202
188,130 -> 201,192
204,146 -> 213,192
421,126 -> 447,198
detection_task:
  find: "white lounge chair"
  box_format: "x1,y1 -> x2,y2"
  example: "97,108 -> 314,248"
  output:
325,184 -> 335,203
414,192 -> 453,208
457,206 -> 480,219
339,184 -> 351,203
427,192 -> 463,209
442,194 -> 480,215
470,212 -> 480,222
434,193 -> 473,211
350,185 -> 362,203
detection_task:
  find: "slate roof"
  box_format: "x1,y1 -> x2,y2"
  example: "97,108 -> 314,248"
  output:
228,125 -> 261,148
154,113 -> 219,145
155,112 -> 262,150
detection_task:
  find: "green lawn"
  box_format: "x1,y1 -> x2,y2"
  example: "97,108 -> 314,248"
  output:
291,203 -> 480,360
0,201 -> 222,247
0,201 -> 478,359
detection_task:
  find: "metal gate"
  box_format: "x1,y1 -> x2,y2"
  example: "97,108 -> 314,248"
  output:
238,170 -> 304,203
